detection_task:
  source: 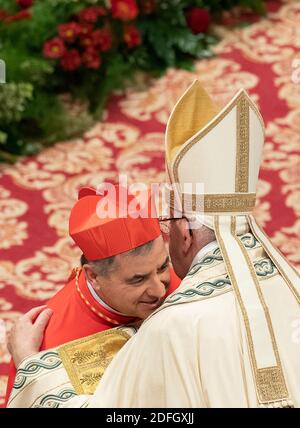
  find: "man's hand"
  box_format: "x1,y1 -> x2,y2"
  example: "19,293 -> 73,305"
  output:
6,305 -> 53,367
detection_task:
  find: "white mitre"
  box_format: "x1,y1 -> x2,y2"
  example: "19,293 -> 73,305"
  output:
163,80 -> 300,408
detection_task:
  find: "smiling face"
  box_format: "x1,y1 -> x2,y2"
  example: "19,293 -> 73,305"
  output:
84,236 -> 170,320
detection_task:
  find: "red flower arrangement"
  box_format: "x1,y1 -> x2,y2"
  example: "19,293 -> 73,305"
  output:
80,33 -> 94,48
124,24 -> 141,48
140,0 -> 156,15
0,0 -> 33,24
92,28 -> 113,52
0,9 -> 8,20
41,2 -> 115,72
79,23 -> 93,36
79,6 -> 107,23
60,49 -> 81,71
111,0 -> 139,21
16,0 -> 33,9
1,0 -> 266,160
5,9 -> 31,23
58,22 -> 81,43
43,37 -> 66,59
82,48 -> 102,69
41,2 -> 212,73
41,2 -> 117,71
186,7 -> 211,34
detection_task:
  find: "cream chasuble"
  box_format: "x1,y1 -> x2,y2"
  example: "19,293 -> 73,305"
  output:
87,234 -> 300,408
8,234 -> 300,408
7,325 -> 137,408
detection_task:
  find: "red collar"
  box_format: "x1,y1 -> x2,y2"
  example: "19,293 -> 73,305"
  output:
73,268 -> 136,326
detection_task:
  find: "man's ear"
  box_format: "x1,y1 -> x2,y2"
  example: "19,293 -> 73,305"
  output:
178,218 -> 193,256
83,264 -> 98,287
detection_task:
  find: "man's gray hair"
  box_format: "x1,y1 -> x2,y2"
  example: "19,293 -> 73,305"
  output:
81,239 -> 154,277
184,214 -> 216,247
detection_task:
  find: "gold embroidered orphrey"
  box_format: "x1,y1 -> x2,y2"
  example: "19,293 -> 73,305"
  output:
236,95 -> 249,193
171,91 -> 263,213
214,216 -> 290,406
58,329 -> 131,395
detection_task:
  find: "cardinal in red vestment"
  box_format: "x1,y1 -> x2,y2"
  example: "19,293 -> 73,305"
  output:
5,185 -> 180,405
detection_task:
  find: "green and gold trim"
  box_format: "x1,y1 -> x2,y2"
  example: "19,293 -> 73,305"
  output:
248,215 -> 300,305
214,215 -> 293,407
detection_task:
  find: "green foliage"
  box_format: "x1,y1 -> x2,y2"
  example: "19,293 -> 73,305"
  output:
0,44 -> 54,84
0,82 -> 33,123
0,0 -> 266,162
200,0 -> 266,15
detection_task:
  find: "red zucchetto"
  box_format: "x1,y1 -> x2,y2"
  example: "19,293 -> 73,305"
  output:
69,185 -> 161,260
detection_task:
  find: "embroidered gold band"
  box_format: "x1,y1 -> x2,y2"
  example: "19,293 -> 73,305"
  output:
58,329 -> 131,395
214,216 -> 292,407
257,367 -> 289,403
168,191 -> 256,213
236,95 -> 249,193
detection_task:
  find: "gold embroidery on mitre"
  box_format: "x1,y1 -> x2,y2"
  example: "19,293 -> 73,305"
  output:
172,89 -> 263,185
236,95 -> 249,193
58,329 -> 131,395
169,88 -> 264,215
169,191 -> 256,213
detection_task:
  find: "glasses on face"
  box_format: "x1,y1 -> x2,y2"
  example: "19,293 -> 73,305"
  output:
159,216 -> 192,236
159,219 -> 171,235
159,216 -> 185,235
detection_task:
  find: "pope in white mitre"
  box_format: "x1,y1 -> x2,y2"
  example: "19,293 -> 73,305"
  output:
7,81 -> 300,408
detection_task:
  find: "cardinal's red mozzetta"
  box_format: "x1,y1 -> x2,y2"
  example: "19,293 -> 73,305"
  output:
5,185 -> 180,405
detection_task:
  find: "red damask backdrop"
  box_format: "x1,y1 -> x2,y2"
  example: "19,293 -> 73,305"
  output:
0,0 -> 299,405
